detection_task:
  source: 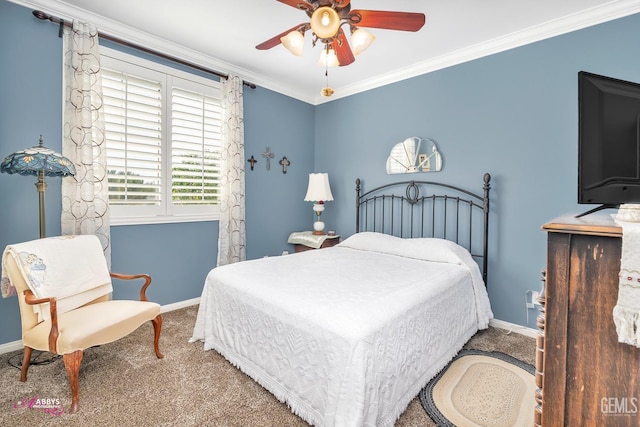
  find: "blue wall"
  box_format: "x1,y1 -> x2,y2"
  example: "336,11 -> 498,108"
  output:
0,0 -> 313,344
2,0 -> 640,344
316,12 -> 640,328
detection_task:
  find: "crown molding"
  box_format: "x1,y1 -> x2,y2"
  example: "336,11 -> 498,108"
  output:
9,0 -> 640,106
315,0 -> 640,104
7,0 -> 313,102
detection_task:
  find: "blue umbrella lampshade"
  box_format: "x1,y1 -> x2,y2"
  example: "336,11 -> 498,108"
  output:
1,135 -> 76,238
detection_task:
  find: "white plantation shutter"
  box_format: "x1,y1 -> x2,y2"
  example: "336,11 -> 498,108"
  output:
171,84 -> 222,206
103,68 -> 163,206
101,47 -> 222,225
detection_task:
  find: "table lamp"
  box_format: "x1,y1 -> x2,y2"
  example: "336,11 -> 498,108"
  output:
304,173 -> 333,235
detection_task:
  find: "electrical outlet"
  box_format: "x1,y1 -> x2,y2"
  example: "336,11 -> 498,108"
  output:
525,290 -> 541,309
531,291 -> 539,306
525,289 -> 542,325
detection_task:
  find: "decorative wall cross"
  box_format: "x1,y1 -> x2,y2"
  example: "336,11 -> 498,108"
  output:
261,147 -> 274,171
279,156 -> 290,174
247,155 -> 257,171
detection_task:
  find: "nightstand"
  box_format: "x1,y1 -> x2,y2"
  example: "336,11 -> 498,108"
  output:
287,231 -> 340,253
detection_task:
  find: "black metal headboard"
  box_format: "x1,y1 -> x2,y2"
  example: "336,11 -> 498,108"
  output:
355,173 -> 491,284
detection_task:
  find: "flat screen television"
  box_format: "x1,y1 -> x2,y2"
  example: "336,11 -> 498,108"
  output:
578,71 -> 640,216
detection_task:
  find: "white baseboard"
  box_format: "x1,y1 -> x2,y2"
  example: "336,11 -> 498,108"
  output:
489,318 -> 538,338
0,297 -> 201,355
160,297 -> 200,313
0,340 -> 22,355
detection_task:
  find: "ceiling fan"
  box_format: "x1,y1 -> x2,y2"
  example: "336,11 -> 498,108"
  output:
256,0 -> 426,68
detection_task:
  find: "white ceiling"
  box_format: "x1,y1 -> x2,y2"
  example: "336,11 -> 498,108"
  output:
12,0 -> 640,104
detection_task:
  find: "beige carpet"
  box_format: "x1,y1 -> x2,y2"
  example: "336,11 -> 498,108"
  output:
0,306 -> 535,426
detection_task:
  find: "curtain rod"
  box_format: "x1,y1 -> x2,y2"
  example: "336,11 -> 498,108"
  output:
32,10 -> 256,89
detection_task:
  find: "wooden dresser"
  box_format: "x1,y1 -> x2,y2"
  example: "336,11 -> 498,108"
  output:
536,214 -> 640,426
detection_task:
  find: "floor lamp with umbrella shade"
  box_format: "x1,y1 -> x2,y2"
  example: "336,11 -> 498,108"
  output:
1,135 -> 76,238
1,134 -> 76,368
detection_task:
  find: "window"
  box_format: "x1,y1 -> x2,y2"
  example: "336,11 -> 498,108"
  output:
100,47 -> 222,225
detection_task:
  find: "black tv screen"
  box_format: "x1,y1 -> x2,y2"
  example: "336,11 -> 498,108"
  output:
578,71 -> 640,208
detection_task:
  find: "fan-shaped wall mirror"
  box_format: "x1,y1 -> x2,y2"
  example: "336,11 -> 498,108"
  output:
385,137 -> 443,174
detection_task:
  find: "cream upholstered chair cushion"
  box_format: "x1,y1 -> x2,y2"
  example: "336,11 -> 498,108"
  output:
2,235 -> 163,414
22,299 -> 160,354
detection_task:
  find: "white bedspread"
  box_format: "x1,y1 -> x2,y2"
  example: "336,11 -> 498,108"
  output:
191,233 -> 493,427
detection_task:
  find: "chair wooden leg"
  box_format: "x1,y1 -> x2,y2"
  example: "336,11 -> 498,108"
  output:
151,314 -> 164,359
20,347 -> 32,382
63,351 -> 83,414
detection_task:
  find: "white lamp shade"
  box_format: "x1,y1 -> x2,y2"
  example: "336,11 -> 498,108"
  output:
351,28 -> 375,56
304,173 -> 334,202
310,6 -> 341,39
318,48 -> 339,67
281,30 -> 305,56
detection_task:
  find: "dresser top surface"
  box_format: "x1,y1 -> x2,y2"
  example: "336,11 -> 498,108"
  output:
543,213 -> 622,237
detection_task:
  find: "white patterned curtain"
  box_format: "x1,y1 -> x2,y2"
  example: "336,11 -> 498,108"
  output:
61,21 -> 111,265
217,75 -> 246,266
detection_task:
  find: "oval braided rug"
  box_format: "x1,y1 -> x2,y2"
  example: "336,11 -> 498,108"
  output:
419,349 -> 535,427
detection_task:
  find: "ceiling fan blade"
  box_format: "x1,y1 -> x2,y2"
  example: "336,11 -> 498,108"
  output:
332,28 -> 355,66
277,0 -> 314,13
256,24 -> 308,50
348,10 -> 426,31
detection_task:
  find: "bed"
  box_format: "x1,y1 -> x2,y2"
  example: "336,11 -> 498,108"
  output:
190,174 -> 493,427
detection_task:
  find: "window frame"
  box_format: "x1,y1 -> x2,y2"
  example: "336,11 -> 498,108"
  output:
100,46 -> 222,226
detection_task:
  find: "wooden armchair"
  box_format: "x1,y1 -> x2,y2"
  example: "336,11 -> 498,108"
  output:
3,236 -> 163,414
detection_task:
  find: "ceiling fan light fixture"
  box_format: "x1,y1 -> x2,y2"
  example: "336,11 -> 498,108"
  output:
318,47 -> 340,67
281,30 -> 305,56
350,27 -> 375,55
310,6 -> 341,39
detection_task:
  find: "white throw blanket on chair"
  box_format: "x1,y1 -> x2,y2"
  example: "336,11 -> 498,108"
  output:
1,235 -> 112,322
614,206 -> 640,348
